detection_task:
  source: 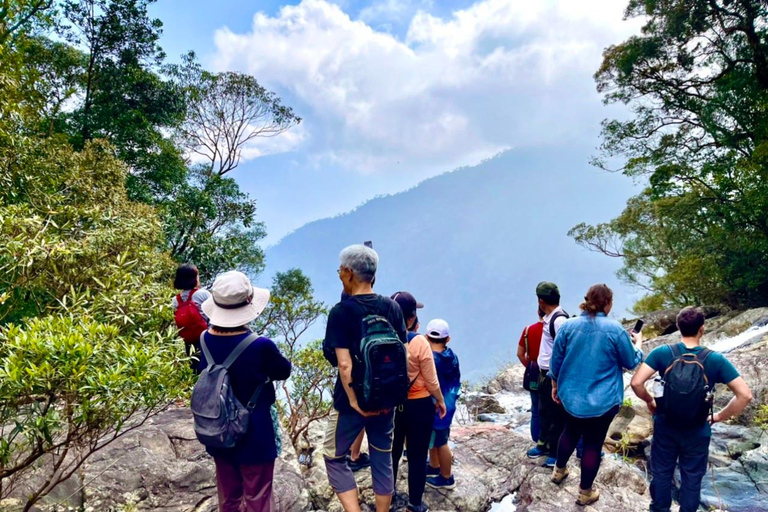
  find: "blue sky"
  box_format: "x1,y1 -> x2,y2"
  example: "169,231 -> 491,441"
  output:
151,0 -> 643,245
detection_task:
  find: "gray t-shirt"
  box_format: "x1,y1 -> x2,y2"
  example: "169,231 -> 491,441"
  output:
172,289 -> 211,322
537,306 -> 567,370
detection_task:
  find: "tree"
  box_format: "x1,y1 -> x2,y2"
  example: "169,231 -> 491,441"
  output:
256,270 -> 331,449
0,0 -> 55,45
172,52 -> 301,177
0,126 -> 190,509
163,54 -> 301,281
572,0 -> 768,308
59,0 -> 187,202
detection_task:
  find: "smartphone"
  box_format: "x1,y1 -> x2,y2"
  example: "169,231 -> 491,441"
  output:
632,319 -> 644,333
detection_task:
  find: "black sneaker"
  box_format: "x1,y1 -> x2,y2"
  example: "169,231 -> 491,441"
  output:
347,452 -> 372,472
406,503 -> 430,512
426,463 -> 440,478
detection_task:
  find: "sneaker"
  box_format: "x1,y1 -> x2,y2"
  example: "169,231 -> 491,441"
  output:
347,452 -> 371,472
406,504 -> 429,512
550,466 -> 569,484
544,457 -> 557,468
576,487 -> 600,506
526,445 -> 548,459
426,474 -> 456,490
426,463 -> 440,478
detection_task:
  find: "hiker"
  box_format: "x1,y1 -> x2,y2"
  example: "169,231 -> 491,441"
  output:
391,305 -> 447,512
392,291 -> 424,342
517,309 -> 545,444
172,264 -> 211,373
631,307 -> 753,512
548,284 -> 644,506
195,270 -> 292,512
322,245 -> 410,512
425,319 -> 461,491
526,281 -> 569,468
344,283 -> 417,473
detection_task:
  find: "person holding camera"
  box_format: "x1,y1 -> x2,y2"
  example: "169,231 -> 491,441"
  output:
548,284 -> 644,506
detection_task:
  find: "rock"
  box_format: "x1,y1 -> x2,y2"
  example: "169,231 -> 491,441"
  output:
464,394 -> 507,416
32,408 -> 311,512
700,462 -> 768,512
484,365 -> 525,394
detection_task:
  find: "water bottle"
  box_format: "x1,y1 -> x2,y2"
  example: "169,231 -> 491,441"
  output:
653,377 -> 664,398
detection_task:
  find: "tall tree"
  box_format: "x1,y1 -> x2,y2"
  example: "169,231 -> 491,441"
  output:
0,0 -> 55,45
164,53 -> 301,281
571,0 -> 768,308
59,0 -> 187,202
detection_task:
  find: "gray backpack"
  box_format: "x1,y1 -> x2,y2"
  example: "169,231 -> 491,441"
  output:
191,332 -> 269,449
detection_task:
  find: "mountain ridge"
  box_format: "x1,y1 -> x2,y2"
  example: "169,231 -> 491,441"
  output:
262,148 -> 640,380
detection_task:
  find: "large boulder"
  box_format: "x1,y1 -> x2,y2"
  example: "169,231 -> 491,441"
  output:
14,408 -> 312,512
464,394 -> 507,417
305,423 -> 651,512
484,365 -> 525,394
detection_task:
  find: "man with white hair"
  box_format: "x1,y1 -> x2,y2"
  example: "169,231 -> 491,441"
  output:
323,244 -> 408,512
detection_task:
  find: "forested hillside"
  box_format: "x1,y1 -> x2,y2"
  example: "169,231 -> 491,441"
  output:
265,148 -> 638,380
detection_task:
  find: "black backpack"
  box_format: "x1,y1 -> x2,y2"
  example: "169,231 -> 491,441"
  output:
348,302 -> 410,412
659,344 -> 714,427
191,332 -> 269,449
549,310 -> 569,339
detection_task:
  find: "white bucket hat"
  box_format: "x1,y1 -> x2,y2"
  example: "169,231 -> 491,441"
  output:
201,271 -> 270,328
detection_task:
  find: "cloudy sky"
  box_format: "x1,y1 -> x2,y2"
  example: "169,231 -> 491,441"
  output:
152,0 -> 643,244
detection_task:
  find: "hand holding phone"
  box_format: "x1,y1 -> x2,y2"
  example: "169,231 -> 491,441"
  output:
632,319 -> 644,334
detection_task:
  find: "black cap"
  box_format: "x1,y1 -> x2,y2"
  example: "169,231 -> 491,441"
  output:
391,291 -> 424,318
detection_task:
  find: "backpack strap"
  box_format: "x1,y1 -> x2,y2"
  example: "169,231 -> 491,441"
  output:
176,293 -> 184,305
696,347 -> 713,364
524,326 -> 529,353
200,331 -> 213,369
184,288 -> 199,304
222,332 -> 260,369
669,343 -> 682,359
246,377 -> 271,410
549,310 -> 568,339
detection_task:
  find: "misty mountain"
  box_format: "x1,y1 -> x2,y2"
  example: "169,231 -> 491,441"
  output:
262,149 -> 640,381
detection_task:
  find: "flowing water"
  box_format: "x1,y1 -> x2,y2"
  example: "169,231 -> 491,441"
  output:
707,323 -> 768,352
488,493 -> 517,512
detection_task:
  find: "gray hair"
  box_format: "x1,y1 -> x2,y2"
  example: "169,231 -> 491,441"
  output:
339,244 -> 379,283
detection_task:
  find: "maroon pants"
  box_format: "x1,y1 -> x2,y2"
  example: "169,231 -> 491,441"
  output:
214,458 -> 275,512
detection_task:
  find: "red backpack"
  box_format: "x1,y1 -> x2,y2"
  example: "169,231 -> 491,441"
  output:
175,289 -> 208,344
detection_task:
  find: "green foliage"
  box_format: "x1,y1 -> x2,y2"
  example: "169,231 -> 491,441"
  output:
0,0 -> 56,45
573,0 -> 768,308
161,53 -> 301,280
256,270 -> 329,449
0,80 -> 189,508
754,404 -> 768,429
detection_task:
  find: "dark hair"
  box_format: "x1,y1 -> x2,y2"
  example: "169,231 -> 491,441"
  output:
210,325 -> 248,333
174,264 -> 200,290
538,295 -> 560,306
580,284 -> 613,315
677,306 -> 705,337
537,308 -> 545,319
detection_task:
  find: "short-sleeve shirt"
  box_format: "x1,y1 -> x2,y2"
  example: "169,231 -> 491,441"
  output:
645,342 -> 740,436
324,294 -> 408,412
518,322 -> 544,363
537,306 -> 567,370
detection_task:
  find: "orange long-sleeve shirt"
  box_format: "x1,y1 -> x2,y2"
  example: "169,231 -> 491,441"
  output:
407,334 -> 441,400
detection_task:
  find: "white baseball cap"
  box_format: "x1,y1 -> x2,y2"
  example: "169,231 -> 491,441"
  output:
426,318 -> 450,339
202,271 -> 270,328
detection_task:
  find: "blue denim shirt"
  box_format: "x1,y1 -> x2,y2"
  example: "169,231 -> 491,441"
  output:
549,312 -> 643,418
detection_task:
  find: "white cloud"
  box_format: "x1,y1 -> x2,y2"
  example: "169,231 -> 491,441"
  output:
211,0 -> 641,174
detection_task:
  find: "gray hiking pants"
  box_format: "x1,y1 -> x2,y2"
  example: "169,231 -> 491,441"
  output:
323,407 -> 395,496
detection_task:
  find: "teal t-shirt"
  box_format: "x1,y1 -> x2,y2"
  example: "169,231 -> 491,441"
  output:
645,343 -> 740,436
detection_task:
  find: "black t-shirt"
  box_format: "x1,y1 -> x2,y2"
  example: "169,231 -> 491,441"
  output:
324,294 -> 408,412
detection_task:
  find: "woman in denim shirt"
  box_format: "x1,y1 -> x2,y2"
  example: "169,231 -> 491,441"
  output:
548,284 -> 643,506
